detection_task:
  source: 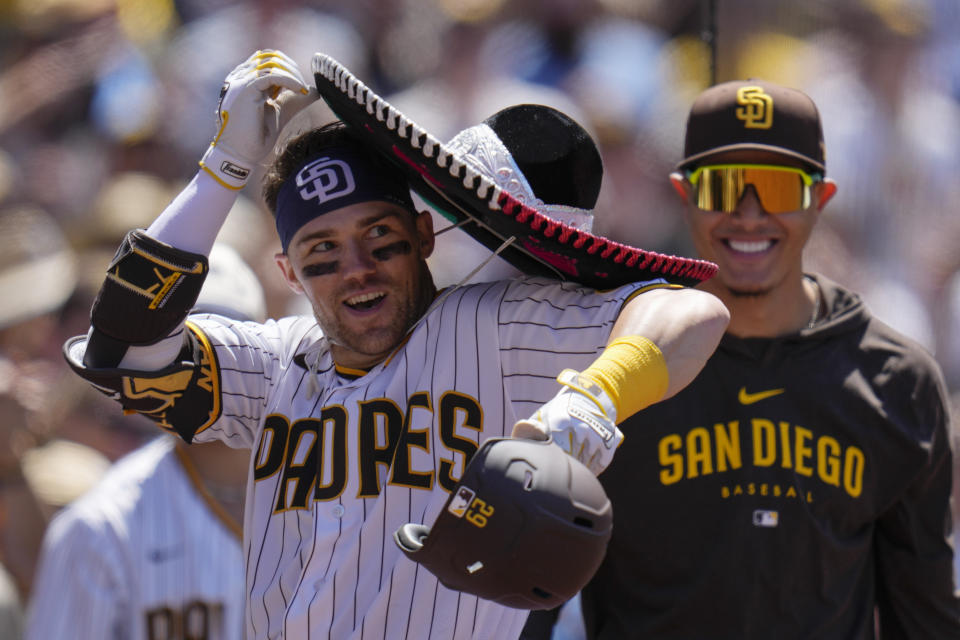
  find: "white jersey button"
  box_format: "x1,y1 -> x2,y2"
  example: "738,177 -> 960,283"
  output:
331,504 -> 345,518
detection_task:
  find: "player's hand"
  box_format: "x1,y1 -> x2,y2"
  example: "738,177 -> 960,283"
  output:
512,369 -> 623,475
199,49 -> 317,190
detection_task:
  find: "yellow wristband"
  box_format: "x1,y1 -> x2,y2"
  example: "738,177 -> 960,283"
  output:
580,335 -> 668,420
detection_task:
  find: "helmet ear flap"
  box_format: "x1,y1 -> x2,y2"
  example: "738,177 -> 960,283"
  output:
394,523 -> 430,553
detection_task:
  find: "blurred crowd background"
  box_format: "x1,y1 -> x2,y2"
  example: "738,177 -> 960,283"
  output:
0,0 -> 959,624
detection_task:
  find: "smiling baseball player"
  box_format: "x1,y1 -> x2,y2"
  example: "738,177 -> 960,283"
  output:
62,50 -> 727,639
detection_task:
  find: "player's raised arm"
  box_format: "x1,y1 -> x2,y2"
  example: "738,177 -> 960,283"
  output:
79,50 -> 315,371
63,50 -> 316,443
513,286 -> 728,475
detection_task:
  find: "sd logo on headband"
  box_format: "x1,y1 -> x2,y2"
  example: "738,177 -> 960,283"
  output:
296,157 -> 357,203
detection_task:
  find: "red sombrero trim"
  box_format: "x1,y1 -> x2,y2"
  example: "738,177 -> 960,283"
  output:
313,54 -> 718,285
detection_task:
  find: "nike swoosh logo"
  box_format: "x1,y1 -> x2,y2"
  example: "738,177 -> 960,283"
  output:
738,387 -> 785,405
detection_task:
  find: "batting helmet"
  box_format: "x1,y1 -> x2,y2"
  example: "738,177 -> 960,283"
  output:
394,437 -> 612,610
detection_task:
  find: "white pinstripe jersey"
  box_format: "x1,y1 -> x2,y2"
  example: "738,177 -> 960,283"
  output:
25,436 -> 245,640
186,276 -> 659,640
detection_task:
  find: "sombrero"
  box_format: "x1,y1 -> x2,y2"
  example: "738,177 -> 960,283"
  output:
311,53 -> 717,288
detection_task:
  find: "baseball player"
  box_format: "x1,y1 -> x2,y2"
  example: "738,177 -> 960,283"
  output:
63,50 -> 728,639
565,80 -> 960,639
25,435 -> 247,640
25,244 -> 262,640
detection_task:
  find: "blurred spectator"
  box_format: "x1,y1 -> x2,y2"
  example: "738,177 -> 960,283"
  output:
156,2 -> 368,167
0,206 -> 81,603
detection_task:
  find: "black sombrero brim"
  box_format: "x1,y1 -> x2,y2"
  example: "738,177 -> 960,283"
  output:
311,53 -> 717,289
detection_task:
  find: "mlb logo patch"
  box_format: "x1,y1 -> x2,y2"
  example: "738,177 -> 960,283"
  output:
752,509 -> 779,527
448,486 -> 476,518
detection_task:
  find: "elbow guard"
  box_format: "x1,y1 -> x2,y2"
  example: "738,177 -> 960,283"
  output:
85,230 -> 208,367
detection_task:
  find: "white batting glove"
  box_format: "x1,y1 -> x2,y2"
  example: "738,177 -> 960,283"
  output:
512,369 -> 624,475
199,49 -> 316,190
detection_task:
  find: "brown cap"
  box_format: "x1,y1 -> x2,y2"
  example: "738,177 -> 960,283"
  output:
678,79 -> 826,173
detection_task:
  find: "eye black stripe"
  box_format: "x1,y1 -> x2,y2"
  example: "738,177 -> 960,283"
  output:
372,240 -> 412,261
303,262 -> 338,277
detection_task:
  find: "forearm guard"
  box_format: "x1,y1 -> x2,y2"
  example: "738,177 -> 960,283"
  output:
91,229 -> 208,345
64,322 -> 221,443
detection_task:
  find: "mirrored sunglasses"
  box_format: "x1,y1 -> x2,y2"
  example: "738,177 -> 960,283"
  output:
685,164 -> 822,214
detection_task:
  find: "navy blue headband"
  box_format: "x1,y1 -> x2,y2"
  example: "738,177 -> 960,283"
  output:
276,146 -> 414,252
